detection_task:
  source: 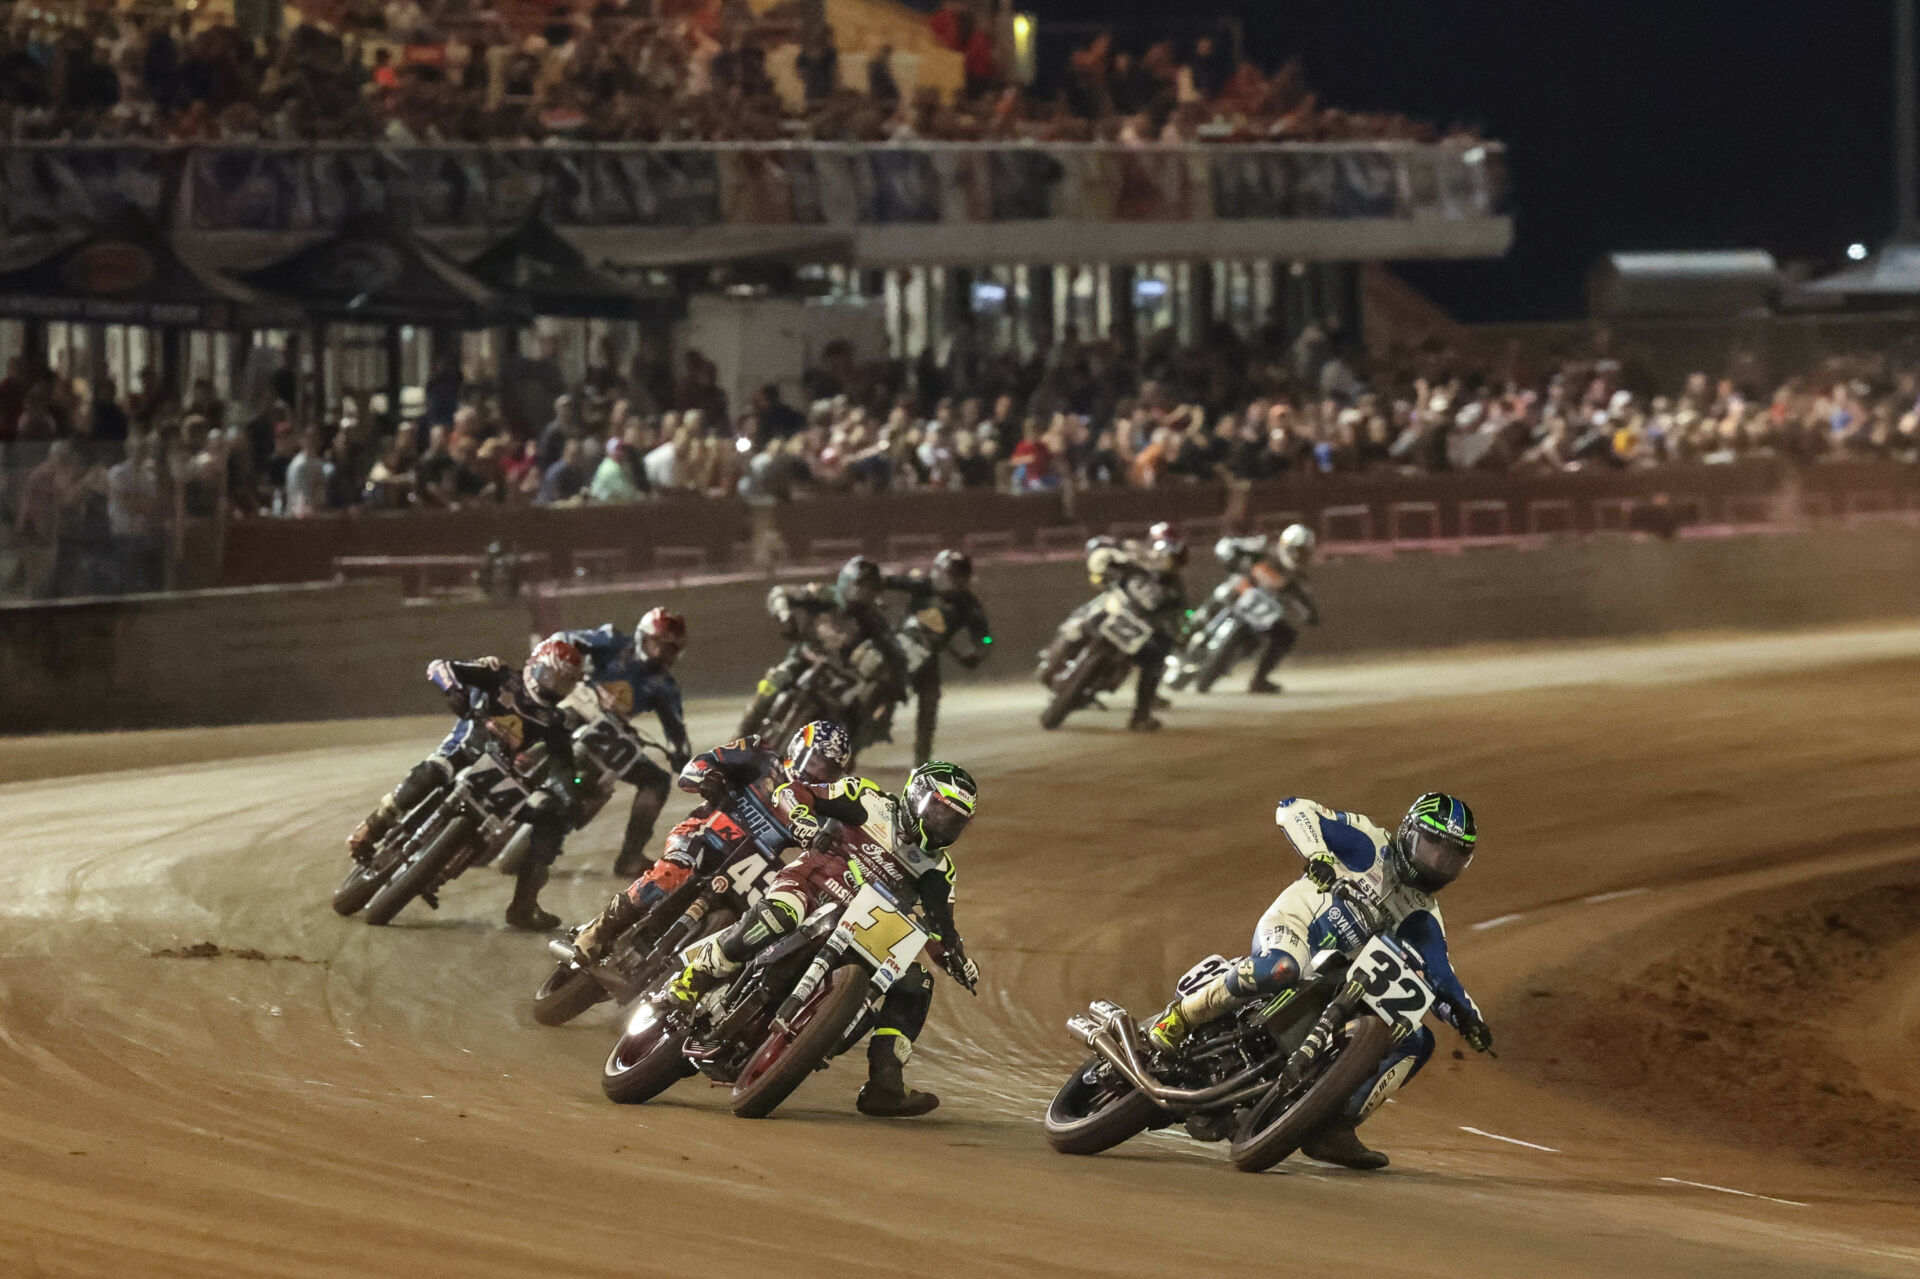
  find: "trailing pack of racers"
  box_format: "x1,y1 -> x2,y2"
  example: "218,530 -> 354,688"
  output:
1038,521 -> 1191,731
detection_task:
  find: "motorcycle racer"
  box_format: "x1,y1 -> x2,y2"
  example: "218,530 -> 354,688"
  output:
565,720 -> 854,965
665,761 -> 982,1117
560,608 -> 694,876
346,636 -> 587,930
1039,522 -> 1189,731
1146,792 -> 1492,1169
741,557 -> 909,741
1191,524 -> 1320,694
878,548 -> 992,765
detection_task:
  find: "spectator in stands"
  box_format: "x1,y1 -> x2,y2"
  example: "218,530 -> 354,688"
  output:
589,436 -> 644,503
754,383 -> 805,442
868,42 -> 900,109
283,428 -> 328,517
106,435 -> 163,591
538,437 -> 588,504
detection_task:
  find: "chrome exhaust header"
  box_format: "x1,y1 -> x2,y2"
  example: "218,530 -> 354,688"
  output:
1071,1000 -> 1276,1111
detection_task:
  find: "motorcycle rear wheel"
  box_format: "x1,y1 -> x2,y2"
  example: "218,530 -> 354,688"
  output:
601,1013 -> 696,1104
530,963 -> 607,1027
1043,1053 -> 1167,1155
363,815 -> 473,927
729,964 -> 870,1119
1227,1017 -> 1392,1173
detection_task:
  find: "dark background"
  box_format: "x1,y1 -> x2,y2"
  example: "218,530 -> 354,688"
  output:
1028,0 -> 1900,320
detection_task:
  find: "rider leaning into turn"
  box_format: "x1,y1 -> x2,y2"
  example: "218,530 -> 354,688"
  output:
665,762 -> 982,1118
565,720 -> 854,965
1148,792 -> 1493,1169
879,548 -> 992,765
742,556 -> 909,743
1041,521 -> 1190,732
1197,524 -> 1321,694
560,607 -> 694,876
346,636 -> 588,931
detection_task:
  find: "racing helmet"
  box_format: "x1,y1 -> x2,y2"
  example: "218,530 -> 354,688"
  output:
524,636 -> 585,705
836,556 -> 882,608
903,761 -> 978,850
1391,792 -> 1476,893
1278,523 -> 1317,572
786,720 -> 852,786
1144,521 -> 1188,572
931,547 -> 973,594
635,607 -> 687,666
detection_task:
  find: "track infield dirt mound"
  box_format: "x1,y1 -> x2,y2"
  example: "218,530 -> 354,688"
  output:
1512,873 -> 1920,1184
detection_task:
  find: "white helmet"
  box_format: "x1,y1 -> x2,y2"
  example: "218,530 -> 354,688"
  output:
1278,524 -> 1317,571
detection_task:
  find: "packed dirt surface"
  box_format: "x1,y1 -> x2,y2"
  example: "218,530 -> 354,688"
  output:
5,627 -> 1920,1278
1517,878 -> 1920,1184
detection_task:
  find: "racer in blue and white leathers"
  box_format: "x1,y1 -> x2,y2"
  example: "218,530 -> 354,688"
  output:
1147,793 -> 1493,1168
559,608 -> 692,875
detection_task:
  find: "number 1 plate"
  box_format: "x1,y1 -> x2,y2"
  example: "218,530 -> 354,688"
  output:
1349,936 -> 1436,1032
835,883 -> 930,992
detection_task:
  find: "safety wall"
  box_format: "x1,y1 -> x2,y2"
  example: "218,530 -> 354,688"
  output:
9,526 -> 1920,736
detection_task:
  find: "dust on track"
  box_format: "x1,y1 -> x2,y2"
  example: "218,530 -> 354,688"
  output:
5,626 -> 1920,1279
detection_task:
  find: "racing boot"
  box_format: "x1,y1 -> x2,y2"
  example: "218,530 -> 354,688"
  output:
345,797 -> 399,861
1147,972 -> 1241,1052
504,863 -> 562,932
855,1034 -> 940,1117
663,932 -> 742,1009
572,891 -> 646,964
1301,1118 -> 1390,1170
1127,710 -> 1162,732
1248,631 -> 1294,695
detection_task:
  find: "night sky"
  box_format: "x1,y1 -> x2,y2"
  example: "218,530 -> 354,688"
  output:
1029,0 -> 1900,320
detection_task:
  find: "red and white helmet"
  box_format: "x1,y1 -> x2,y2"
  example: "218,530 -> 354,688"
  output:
635,607 -> 688,666
524,635 -> 585,704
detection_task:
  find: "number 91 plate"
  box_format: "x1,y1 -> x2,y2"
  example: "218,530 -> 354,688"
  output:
1348,935 -> 1436,1032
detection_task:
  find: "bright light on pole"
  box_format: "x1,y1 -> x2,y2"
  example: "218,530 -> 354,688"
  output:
1848,242 -> 1870,261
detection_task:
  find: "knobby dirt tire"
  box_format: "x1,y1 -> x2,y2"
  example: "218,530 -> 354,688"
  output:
363,815 -> 473,927
729,964 -> 870,1119
1043,1053 -> 1167,1155
1040,648 -> 1113,730
1227,1017 -> 1393,1173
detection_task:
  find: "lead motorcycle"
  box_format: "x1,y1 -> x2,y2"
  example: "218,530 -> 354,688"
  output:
1038,576 -> 1170,730
598,821 -> 974,1119
1043,881 -> 1438,1172
528,780 -> 799,1027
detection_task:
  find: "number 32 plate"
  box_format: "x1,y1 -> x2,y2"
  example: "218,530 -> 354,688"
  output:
1349,936 -> 1436,1032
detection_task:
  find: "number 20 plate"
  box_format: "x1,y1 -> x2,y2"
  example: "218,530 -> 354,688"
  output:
1348,935 -> 1436,1032
835,883 -> 931,992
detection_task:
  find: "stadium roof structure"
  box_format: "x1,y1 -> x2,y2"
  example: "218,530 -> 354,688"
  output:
0,209 -> 296,329
1800,241 -> 1920,298
461,218 -> 675,319
235,217 -> 523,327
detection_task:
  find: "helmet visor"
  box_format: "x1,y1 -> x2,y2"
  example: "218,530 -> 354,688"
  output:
912,786 -> 972,847
1407,831 -> 1472,889
841,580 -> 877,607
526,659 -> 578,701
640,632 -> 684,665
791,745 -> 843,785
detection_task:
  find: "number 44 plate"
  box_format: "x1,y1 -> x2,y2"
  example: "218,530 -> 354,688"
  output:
1349,935 -> 1436,1032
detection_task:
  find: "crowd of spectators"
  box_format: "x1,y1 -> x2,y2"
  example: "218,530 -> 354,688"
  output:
8,314 -> 1920,600
0,0 -> 1478,146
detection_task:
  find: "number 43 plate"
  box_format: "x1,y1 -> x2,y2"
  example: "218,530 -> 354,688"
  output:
1349,935 -> 1436,1032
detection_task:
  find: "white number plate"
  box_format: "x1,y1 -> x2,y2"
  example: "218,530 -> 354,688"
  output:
1349,935 -> 1435,1032
833,883 -> 930,992
1235,587 -> 1285,629
1098,607 -> 1154,655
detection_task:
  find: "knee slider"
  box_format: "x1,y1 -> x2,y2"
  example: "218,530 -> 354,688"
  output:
1229,950 -> 1300,997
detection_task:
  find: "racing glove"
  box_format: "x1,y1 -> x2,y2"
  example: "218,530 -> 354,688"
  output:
1456,1009 -> 1494,1054
1304,855 -> 1339,892
695,767 -> 733,808
943,944 -> 979,993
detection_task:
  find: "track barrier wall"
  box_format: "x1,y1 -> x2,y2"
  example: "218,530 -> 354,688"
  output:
10,524 -> 1920,735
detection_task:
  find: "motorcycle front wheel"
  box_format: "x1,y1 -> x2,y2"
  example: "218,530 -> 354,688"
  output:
1039,648 -> 1113,730
729,964 -> 871,1119
331,858 -> 388,917
1192,626 -> 1245,694
363,814 -> 473,927
1044,1053 -> 1167,1155
1227,1017 -> 1392,1173
530,962 -> 607,1027
601,1009 -> 696,1104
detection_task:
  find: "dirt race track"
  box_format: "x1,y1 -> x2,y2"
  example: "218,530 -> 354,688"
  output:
5,626 -> 1920,1279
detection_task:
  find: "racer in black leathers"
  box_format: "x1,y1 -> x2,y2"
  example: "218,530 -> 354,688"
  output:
345,637 -> 585,930
740,556 -> 909,742
564,720 -> 853,965
665,762 -> 982,1117
1190,528 -> 1320,694
559,608 -> 694,875
1039,524 -> 1189,731
876,548 -> 992,765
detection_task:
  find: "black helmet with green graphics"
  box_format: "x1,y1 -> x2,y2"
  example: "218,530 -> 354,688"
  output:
1392,792 -> 1476,892
836,556 -> 882,608
903,761 -> 978,850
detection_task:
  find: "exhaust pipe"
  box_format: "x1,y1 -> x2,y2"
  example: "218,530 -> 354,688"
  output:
1065,1014 -> 1100,1045
1073,1002 -> 1276,1110
547,939 -> 579,963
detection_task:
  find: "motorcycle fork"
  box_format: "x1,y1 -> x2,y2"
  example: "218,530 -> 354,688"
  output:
1282,980 -> 1362,1085
773,934 -> 849,1031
